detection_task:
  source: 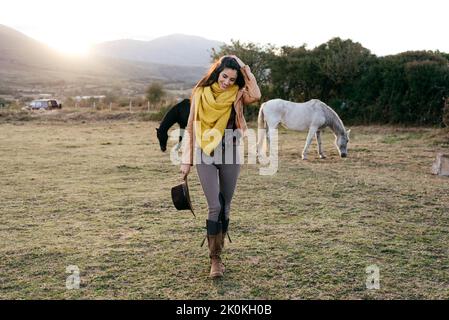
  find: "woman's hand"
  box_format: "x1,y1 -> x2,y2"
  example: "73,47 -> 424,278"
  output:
180,163 -> 191,179
230,55 -> 245,68
223,54 -> 245,68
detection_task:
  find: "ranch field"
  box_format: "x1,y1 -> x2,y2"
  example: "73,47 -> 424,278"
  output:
1,119 -> 449,299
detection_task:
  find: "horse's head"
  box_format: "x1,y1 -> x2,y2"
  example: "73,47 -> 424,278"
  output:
335,129 -> 351,158
156,127 -> 168,152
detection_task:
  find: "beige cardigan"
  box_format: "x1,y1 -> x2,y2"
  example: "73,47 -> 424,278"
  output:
181,65 -> 262,165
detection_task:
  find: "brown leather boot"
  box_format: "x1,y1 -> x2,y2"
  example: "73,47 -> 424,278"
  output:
206,220 -> 225,278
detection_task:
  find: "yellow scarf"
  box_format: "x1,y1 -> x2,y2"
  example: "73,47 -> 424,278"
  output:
194,82 -> 239,156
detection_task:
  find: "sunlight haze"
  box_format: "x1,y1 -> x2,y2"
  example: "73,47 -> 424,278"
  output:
1,0 -> 448,56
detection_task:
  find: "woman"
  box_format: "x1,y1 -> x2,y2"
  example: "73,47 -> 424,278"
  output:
180,55 -> 261,278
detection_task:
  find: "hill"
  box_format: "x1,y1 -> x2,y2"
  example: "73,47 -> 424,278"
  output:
91,34 -> 223,67
0,25 -> 207,90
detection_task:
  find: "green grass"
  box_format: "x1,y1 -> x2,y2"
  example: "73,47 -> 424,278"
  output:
381,132 -> 426,144
0,121 -> 449,299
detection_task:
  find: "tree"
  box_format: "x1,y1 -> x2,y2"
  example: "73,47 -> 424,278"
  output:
0,97 -> 7,108
269,45 -> 320,101
211,40 -> 276,101
212,38 -> 449,125
371,51 -> 449,125
146,82 -> 166,108
313,37 -> 374,100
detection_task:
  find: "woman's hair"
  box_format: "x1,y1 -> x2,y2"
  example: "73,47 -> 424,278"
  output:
194,56 -> 245,90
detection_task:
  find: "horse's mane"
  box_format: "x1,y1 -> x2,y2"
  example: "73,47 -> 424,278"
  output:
159,99 -> 190,132
321,103 -> 346,136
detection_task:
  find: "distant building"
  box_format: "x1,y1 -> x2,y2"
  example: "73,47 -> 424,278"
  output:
75,95 -> 106,101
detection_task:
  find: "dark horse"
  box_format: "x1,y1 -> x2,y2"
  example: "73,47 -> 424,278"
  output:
156,98 -> 191,152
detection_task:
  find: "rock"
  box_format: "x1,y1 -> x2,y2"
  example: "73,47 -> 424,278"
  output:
431,153 -> 449,176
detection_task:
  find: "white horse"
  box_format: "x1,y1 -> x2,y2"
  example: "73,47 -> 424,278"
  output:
257,99 -> 350,160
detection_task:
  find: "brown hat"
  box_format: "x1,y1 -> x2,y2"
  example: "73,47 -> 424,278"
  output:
171,176 -> 195,217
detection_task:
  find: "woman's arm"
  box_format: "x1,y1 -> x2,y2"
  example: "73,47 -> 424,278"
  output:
241,65 -> 262,105
228,55 -> 261,104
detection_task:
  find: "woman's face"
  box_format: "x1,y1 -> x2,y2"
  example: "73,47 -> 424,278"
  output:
218,68 -> 237,90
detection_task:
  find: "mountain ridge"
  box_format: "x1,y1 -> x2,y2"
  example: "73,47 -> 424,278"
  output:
0,24 -> 212,88
91,33 -> 224,67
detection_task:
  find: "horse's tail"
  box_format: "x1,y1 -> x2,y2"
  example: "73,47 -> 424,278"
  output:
257,102 -> 267,154
257,102 -> 266,130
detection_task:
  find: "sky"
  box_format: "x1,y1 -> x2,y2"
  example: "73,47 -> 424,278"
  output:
1,0 -> 448,56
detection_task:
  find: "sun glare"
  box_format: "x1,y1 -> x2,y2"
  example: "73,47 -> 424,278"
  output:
50,40 -> 90,56
42,31 -> 91,56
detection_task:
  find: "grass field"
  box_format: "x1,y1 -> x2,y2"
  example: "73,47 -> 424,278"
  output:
1,118 -> 449,299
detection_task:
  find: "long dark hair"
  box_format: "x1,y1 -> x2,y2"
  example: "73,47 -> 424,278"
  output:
194,57 -> 245,91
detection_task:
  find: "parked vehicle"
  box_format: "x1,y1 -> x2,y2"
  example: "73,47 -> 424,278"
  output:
29,99 -> 62,110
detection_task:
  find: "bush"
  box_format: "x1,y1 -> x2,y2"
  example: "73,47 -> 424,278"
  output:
216,38 -> 449,126
144,105 -> 171,122
0,98 -> 8,108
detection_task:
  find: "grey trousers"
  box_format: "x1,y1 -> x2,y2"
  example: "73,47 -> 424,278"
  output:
195,142 -> 241,222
